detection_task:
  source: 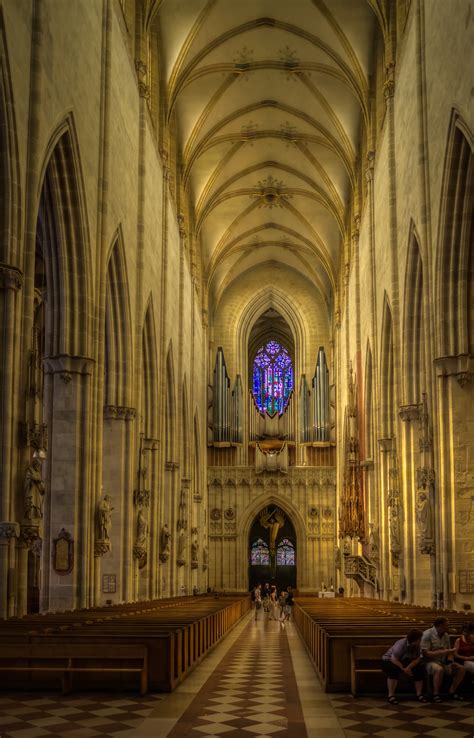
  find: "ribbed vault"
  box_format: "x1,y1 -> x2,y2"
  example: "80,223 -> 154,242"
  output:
156,1 -> 380,317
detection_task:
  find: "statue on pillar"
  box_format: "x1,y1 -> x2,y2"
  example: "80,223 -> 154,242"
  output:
177,527 -> 186,566
136,510 -> 148,546
160,523 -> 171,561
191,538 -> 199,569
24,458 -> 46,520
203,544 -> 209,571
95,492 -> 113,555
416,491 -> 435,554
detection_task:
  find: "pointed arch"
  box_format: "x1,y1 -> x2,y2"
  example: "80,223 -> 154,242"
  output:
36,115 -> 92,357
363,340 -> 374,460
105,228 -> 133,407
0,10 -> 21,263
181,377 -> 190,476
380,294 -> 394,438
164,341 -> 176,461
436,111 -> 473,357
402,224 -> 424,404
193,410 -> 202,499
141,297 -> 159,437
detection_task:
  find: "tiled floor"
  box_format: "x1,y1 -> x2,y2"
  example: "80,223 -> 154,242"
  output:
0,613 -> 472,737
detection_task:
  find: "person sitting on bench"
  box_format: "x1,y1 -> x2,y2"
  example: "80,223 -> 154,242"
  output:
421,616 -> 466,701
453,622 -> 474,674
382,628 -> 427,704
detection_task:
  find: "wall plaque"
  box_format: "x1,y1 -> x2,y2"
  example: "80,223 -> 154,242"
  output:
102,574 -> 117,593
459,570 -> 474,593
52,528 -> 74,575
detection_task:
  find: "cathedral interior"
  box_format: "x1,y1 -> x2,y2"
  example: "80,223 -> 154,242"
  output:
0,0 -> 473,735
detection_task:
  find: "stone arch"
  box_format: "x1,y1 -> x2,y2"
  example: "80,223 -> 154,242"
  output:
380,294 -> 394,438
181,378 -> 190,477
36,114 -> 92,357
402,223 -> 424,405
193,410 -> 202,499
141,296 -> 158,438
236,287 -> 307,395
436,110 -> 473,357
0,9 -> 21,263
236,492 -> 307,590
363,340 -> 374,460
105,228 -> 133,408
164,341 -> 176,462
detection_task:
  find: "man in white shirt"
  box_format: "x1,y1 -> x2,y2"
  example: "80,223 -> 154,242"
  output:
421,617 -> 466,701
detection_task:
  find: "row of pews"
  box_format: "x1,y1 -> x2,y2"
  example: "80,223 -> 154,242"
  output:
293,596 -> 472,695
0,594 -> 250,694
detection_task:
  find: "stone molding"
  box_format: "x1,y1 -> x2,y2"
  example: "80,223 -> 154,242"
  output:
0,263 -> 23,290
434,354 -> 473,387
94,540 -> 111,558
103,405 -> 137,420
377,437 -> 393,451
165,461 -> 179,471
0,521 -> 19,539
399,404 -> 420,422
207,466 -> 335,489
43,354 -> 95,377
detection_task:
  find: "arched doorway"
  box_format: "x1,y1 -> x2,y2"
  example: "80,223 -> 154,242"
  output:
248,506 -> 297,591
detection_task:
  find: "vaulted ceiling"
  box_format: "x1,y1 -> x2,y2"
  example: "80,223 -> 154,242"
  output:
157,0 -> 381,316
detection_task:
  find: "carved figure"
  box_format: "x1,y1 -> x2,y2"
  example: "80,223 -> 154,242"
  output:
24,458 -> 46,519
177,527 -> 186,562
203,544 -> 209,569
136,509 -> 148,546
191,539 -> 199,562
96,494 -> 113,541
160,524 -> 171,556
259,508 -> 285,553
368,523 -> 379,562
416,491 -> 435,554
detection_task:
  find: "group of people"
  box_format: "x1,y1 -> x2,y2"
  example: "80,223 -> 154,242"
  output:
252,583 -> 294,622
382,617 -> 474,704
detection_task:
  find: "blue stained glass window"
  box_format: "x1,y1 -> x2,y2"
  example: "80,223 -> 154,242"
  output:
252,341 -> 293,416
250,538 -> 270,565
276,538 -> 295,566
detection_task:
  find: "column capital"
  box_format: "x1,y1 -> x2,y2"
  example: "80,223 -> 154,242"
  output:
103,405 -> 137,420
0,521 -> 20,539
0,263 -> 23,290
43,354 -> 95,378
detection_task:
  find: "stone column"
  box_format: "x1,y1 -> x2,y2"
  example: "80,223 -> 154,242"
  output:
97,406 -> 136,605
42,355 -> 94,612
0,522 -> 19,619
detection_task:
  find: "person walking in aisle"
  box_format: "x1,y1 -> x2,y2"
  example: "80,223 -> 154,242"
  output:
268,585 -> 278,620
254,584 -> 262,621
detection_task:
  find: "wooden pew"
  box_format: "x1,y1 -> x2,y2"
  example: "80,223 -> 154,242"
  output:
0,594 -> 250,693
0,643 -> 148,695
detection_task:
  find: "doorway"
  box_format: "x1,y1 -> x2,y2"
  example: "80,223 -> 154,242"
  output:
248,506 -> 296,591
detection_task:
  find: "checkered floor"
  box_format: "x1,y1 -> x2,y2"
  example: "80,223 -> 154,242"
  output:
0,617 -> 472,738
167,616 -> 307,737
0,693 -> 163,737
331,693 -> 474,738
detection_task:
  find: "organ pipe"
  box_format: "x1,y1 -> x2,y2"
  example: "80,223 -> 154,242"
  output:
312,346 -> 329,441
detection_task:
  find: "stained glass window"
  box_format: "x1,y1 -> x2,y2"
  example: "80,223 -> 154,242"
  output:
276,538 -> 295,566
252,341 -> 294,416
250,538 -> 270,565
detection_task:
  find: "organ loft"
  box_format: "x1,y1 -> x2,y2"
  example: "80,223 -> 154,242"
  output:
0,0 -> 472,733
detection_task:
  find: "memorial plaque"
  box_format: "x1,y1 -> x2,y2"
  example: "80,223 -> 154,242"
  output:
102,574 -> 117,593
459,570 -> 474,593
52,528 -> 74,575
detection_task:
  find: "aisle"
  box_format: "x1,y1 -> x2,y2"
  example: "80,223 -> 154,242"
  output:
138,611 -> 345,737
0,612 -> 472,737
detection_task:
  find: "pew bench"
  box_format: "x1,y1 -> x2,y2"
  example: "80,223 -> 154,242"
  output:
351,644 -> 390,696
0,643 -> 148,695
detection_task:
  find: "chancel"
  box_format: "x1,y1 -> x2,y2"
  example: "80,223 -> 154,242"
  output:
0,0 -> 472,735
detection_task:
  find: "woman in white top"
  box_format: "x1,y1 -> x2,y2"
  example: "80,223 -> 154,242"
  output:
268,585 -> 278,620
254,584 -> 262,621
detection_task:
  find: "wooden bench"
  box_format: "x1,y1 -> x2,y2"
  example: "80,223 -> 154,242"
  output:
351,644 -> 389,696
0,643 -> 148,695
